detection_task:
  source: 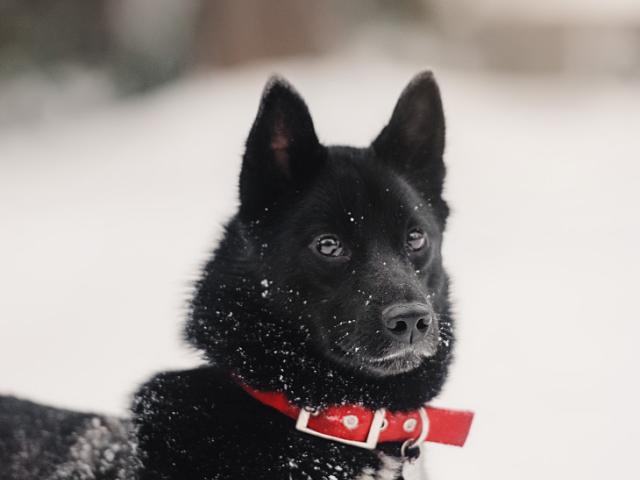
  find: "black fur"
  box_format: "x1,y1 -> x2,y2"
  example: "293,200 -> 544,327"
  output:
0,72 -> 455,480
0,396 -> 134,480
186,73 -> 452,411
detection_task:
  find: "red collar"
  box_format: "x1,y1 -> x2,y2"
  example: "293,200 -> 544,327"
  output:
238,382 -> 474,451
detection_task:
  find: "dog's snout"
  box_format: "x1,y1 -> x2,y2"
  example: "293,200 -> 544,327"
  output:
382,303 -> 434,345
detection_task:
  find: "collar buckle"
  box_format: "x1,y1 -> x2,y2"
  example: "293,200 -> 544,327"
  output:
295,408 -> 386,449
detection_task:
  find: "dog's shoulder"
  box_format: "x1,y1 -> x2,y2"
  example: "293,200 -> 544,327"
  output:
132,367 -> 284,478
132,366 -> 241,429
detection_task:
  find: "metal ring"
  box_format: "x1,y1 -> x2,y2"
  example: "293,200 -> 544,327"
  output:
400,438 -> 417,458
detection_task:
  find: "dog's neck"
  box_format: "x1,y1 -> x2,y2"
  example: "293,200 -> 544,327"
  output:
216,315 -> 454,412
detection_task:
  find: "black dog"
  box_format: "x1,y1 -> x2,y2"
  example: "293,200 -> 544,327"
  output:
1,72 -> 467,480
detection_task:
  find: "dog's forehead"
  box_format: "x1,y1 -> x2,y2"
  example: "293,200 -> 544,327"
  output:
307,147 -> 427,229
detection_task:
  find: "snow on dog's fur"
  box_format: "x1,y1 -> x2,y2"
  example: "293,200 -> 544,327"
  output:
1,72 -> 455,480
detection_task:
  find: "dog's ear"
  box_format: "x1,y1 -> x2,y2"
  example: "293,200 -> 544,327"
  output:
239,76 -> 325,219
372,71 -> 446,199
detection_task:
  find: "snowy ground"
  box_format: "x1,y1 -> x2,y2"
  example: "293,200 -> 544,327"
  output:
1,54 -> 639,479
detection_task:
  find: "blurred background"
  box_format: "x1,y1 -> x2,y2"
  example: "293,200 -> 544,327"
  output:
1,1 -> 639,479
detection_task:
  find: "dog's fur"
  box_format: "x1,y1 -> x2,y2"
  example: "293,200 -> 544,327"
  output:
0,72 -> 454,480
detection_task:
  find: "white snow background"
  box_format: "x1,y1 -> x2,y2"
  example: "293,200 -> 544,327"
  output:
1,54 -> 639,479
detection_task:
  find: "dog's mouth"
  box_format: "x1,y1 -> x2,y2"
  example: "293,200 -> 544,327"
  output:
326,340 -> 438,377
363,349 -> 426,375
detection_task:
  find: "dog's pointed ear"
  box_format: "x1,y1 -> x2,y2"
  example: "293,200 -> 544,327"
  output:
372,71 -> 446,199
239,76 -> 325,220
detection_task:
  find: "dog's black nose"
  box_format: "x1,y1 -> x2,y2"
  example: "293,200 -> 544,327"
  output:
382,303 -> 434,344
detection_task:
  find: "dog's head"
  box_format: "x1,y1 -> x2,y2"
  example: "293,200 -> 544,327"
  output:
188,72 -> 453,406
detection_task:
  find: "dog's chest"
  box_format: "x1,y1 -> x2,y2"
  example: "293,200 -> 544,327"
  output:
354,453 -> 426,480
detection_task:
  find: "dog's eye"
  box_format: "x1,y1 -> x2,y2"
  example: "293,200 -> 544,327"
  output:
315,235 -> 344,257
407,228 -> 428,252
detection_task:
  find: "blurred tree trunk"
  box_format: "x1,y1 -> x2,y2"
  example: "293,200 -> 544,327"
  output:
194,0 -> 334,66
0,0 -> 110,72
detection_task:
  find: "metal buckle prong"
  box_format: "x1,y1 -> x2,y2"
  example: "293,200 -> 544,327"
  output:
296,408 -> 386,449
